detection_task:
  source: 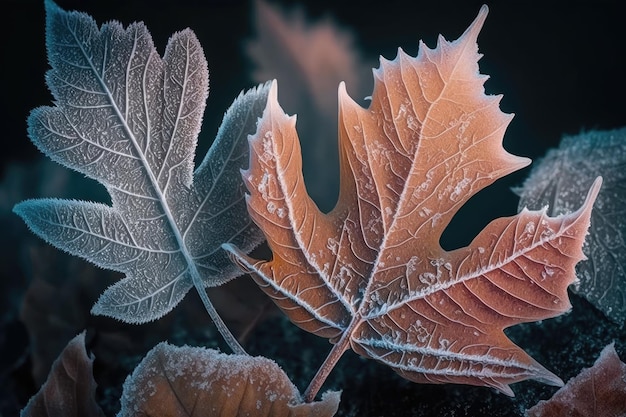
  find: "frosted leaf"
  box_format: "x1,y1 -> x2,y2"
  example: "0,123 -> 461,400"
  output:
118,342 -> 341,417
12,0 -> 270,352
526,343 -> 626,417
20,332 -> 105,417
517,127 -> 626,325
226,6 -> 600,399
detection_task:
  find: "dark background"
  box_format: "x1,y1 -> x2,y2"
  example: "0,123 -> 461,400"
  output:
4,0 -> 625,163
2,0 -> 625,245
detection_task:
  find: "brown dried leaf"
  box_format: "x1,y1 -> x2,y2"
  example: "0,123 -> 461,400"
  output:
20,332 -> 105,417
19,242 -> 116,385
246,0 -> 371,211
225,5 -> 600,397
247,0 -> 369,115
118,343 -> 340,417
526,343 -> 626,417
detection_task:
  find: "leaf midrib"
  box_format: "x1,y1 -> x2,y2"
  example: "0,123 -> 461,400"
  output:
69,22 -> 201,287
354,33 -> 487,322
361,209 -> 576,320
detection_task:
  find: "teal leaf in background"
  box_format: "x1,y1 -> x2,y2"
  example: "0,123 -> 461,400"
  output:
516,127 -> 626,326
13,0 -> 269,353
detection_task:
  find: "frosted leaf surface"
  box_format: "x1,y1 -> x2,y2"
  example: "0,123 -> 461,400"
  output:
517,127 -> 626,325
13,0 -> 269,324
526,343 -> 626,417
118,343 -> 341,417
226,6 -> 600,396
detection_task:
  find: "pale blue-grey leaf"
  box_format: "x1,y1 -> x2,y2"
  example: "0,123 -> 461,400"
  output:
13,0 -> 270,326
516,127 -> 626,325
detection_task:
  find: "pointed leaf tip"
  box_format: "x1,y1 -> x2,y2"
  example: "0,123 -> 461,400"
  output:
268,78 -> 278,102
337,81 -> 350,106
583,176 -> 603,211
475,5 -> 490,29
44,0 -> 59,13
462,5 -> 489,44
264,79 -> 287,121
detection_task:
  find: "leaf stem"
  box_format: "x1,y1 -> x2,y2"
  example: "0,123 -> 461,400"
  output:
195,284 -> 247,355
303,326 -> 352,402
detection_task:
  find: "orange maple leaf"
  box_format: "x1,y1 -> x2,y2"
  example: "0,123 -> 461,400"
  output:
224,5 -> 600,400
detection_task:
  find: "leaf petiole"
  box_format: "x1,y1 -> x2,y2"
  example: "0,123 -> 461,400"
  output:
304,321 -> 354,402
194,283 -> 246,355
